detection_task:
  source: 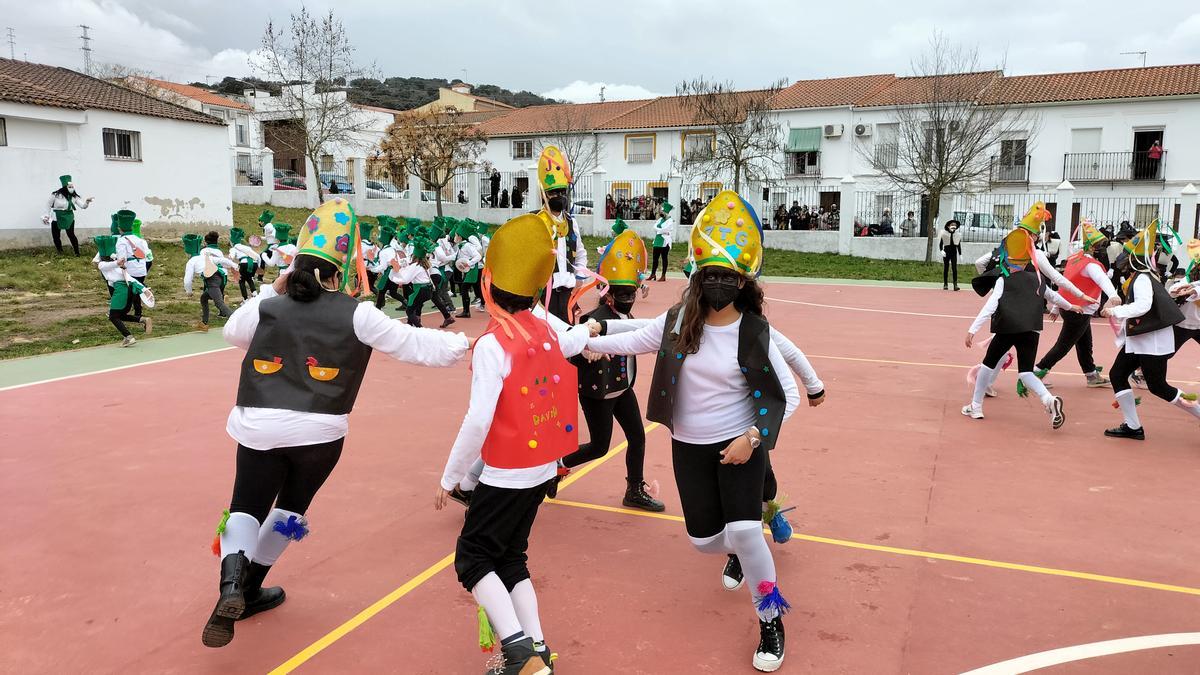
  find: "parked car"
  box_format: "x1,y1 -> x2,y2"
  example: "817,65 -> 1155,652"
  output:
245,170 -> 263,186
365,179 -> 401,199
398,189 -> 439,202
956,211 -> 1008,243
319,172 -> 354,195
272,169 -> 305,190
571,200 -> 594,216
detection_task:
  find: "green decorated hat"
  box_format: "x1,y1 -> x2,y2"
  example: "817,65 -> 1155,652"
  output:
661,202 -> 674,214
132,219 -> 142,237
405,218 -> 422,235
116,209 -> 136,234
377,225 -> 397,247
59,175 -> 71,188
612,218 -> 628,236
182,234 -> 203,257
109,213 -> 119,235
411,235 -> 435,260
360,222 -> 374,243
230,227 -> 245,245
94,235 -> 117,259
258,209 -> 274,225
273,223 -> 292,243
453,219 -> 476,240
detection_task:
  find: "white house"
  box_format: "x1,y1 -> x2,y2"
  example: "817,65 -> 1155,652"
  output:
1,57 -> 233,248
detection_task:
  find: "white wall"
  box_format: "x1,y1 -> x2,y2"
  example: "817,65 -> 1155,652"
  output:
3,105 -> 232,247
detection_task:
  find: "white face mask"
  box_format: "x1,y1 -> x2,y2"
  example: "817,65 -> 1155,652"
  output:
66,183 -> 75,192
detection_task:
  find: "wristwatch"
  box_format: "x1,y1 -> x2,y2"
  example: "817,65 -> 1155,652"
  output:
745,428 -> 762,449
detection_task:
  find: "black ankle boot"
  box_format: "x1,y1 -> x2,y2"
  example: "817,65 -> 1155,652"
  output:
202,551 -> 249,648
487,637 -> 546,675
238,561 -> 286,621
622,479 -> 665,512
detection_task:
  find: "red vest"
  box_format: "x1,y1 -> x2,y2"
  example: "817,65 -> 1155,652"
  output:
1064,254 -> 1105,306
480,310 -> 579,470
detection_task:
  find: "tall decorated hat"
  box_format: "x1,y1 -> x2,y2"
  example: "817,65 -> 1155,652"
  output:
484,214 -> 556,299
410,234 -> 435,261
1079,219 -> 1107,250
661,202 -> 674,215
230,227 -> 246,245
405,217 -> 422,235
597,229 -> 647,287
132,219 -> 142,237
296,198 -> 368,294
1017,201 -> 1052,235
258,209 -> 274,225
109,213 -> 120,235
115,209 -> 136,234
359,222 -> 374,243
537,145 -> 572,194
94,235 -> 117,259
182,234 -> 203,257
689,189 -> 764,277
1123,218 -> 1159,259
611,218 -> 629,236
454,218 -> 476,241
273,223 -> 292,243
376,224 -> 396,247
60,175 -> 72,188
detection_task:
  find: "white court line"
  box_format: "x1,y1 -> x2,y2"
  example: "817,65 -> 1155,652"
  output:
960,633 -> 1200,674
0,346 -> 236,393
767,296 -> 975,319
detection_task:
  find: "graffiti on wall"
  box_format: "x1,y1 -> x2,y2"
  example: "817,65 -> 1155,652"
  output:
143,197 -> 206,219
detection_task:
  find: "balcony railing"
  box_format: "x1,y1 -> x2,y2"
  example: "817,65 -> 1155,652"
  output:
627,152 -> 653,164
1062,150 -> 1166,183
786,151 -> 821,177
989,155 -> 1030,183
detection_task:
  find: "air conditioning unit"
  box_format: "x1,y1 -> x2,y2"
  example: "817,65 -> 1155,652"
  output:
823,124 -> 843,138
854,123 -> 872,138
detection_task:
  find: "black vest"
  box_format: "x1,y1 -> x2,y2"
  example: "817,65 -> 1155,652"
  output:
991,268 -> 1044,334
236,292 -> 373,415
646,304 -> 786,451
572,304 -> 635,399
1126,272 -> 1185,336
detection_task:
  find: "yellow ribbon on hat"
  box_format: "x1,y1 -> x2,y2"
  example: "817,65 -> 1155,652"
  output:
689,190 -> 763,276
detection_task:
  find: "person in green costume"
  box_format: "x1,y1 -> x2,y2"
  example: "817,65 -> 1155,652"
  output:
229,228 -> 260,300
42,175 -> 93,256
651,202 -> 675,281
452,219 -> 484,318
94,235 -> 152,346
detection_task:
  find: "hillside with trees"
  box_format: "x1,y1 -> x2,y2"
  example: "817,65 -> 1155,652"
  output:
192,75 -> 557,110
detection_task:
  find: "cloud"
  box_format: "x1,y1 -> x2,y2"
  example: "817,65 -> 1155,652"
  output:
542,81 -> 663,103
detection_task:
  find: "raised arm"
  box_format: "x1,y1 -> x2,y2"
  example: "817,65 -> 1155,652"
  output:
353,302 -> 470,366
587,311 -> 667,356
1035,249 -> 1089,300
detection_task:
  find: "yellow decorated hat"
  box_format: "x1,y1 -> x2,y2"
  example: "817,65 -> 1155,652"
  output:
1017,201 -> 1052,235
1185,239 -> 1200,276
597,230 -> 647,287
484,213 -> 556,298
689,189 -> 764,276
1079,219 -> 1107,250
297,198 -> 368,293
537,145 -> 571,193
1000,226 -> 1036,270
1123,219 -> 1159,258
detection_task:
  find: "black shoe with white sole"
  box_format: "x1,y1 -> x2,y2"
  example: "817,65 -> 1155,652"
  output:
753,616 -> 786,672
1104,423 -> 1145,440
722,554 -> 744,591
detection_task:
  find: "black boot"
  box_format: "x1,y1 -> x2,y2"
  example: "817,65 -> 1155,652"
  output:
456,309 -> 471,319
753,616 -> 786,672
238,561 -> 286,621
202,551 -> 249,648
533,641 -> 555,672
622,478 -> 665,512
486,637 -> 549,675
1104,423 -> 1145,440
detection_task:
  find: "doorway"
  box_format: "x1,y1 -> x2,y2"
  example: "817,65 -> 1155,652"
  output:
1133,129 -> 1164,180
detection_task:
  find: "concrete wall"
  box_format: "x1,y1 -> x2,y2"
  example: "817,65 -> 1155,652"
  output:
3,103 -> 232,247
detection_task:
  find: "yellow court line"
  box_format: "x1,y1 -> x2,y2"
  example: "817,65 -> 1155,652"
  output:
545,498 -> 1200,598
268,424 -> 659,674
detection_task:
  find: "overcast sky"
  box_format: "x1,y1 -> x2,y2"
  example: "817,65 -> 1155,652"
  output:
6,0 -> 1200,102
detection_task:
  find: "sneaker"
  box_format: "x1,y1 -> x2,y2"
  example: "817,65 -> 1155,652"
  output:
985,386 -> 998,398
1131,370 -> 1148,390
722,554 -> 744,591
456,311 -> 471,319
121,335 -> 137,348
532,642 -> 556,673
1047,396 -> 1065,429
961,403 -> 984,419
440,316 -> 457,329
448,486 -> 473,508
1104,423 -> 1145,440
142,317 -> 153,335
753,616 -> 786,672
1086,373 -> 1111,388
486,637 -> 550,675
767,511 -> 793,544
622,480 -> 665,512
196,322 -> 210,332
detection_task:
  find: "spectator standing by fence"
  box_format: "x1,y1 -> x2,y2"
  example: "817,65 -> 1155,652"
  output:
879,209 -> 895,236
774,204 -> 787,231
512,185 -> 524,209
900,211 -> 917,237
788,201 -> 802,230
489,169 -> 500,207
940,219 -> 963,291
499,189 -> 510,208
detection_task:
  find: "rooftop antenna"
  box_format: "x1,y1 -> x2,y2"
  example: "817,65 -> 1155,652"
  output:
6,27 -> 15,60
460,68 -> 467,84
599,85 -> 606,102
1120,51 -> 1147,67
78,24 -> 93,75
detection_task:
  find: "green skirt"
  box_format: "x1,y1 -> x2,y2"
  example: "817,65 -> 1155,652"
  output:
462,266 -> 480,284
652,235 -> 664,248
406,282 -> 431,305
109,281 -> 131,310
54,210 -> 75,230
374,271 -> 391,292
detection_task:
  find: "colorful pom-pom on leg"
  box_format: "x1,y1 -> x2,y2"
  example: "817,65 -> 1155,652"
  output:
272,515 -> 309,541
477,606 -> 497,653
211,509 -> 231,556
755,581 -> 792,616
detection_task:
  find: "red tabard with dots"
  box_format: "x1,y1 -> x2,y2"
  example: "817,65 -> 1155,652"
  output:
480,310 -> 580,469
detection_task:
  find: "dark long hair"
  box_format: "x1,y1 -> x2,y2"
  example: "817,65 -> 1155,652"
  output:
675,266 -> 765,355
286,255 -> 340,303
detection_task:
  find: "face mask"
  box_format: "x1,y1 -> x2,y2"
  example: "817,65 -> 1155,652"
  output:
701,280 -> 739,310
612,297 -> 635,314
548,196 -> 565,213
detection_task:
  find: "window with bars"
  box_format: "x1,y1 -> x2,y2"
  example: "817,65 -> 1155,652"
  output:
683,132 -> 714,160
236,114 -> 249,146
0,118 -> 6,146
102,128 -> 141,160
626,134 -> 654,164
512,140 -> 532,160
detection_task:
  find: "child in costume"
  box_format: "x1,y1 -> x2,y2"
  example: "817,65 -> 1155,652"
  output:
536,146 -> 588,321
255,210 -> 276,284
436,213 -> 596,674
453,219 -> 484,318
393,234 -> 437,327
183,232 -> 240,332
1168,240 -> 1200,354
114,209 -> 152,321
371,226 -> 409,312
1100,221 -> 1200,439
426,220 -> 458,328
1032,220 -> 1119,388
940,219 -> 963,291
972,204 -> 1099,307
585,190 -> 800,672
229,227 -> 260,300
42,174 -> 93,256
204,199 -> 470,649
964,215 -> 1077,426
94,235 -> 152,346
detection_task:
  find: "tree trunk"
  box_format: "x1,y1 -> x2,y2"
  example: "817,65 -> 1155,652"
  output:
733,164 -> 742,194
925,190 -> 940,264
435,193 -> 444,218
310,152 -> 326,204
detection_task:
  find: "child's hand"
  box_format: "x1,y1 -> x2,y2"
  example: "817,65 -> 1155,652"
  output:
808,392 -> 826,407
272,273 -> 289,296
434,486 -> 449,511
587,319 -> 602,337
964,332 -> 974,348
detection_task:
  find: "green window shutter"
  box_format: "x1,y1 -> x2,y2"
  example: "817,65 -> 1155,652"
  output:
787,128 -> 822,153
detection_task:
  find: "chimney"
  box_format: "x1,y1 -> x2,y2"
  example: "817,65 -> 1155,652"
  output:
451,82 -> 472,94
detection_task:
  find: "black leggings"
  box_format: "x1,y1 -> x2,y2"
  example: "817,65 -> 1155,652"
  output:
943,249 -> 959,285
51,223 -> 80,256
109,308 -> 138,337
201,277 -> 232,324
671,437 -> 768,538
1036,312 -> 1096,373
1111,350 -> 1178,402
229,439 -> 344,524
237,263 -> 257,299
983,331 -> 1040,372
374,279 -> 405,309
405,285 -> 432,327
430,275 -> 455,318
562,388 -> 646,482
1175,326 -> 1200,352
651,246 -> 669,278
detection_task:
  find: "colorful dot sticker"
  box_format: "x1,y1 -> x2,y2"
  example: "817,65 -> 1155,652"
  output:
552,374 -> 561,384
565,424 -> 574,432
759,408 -> 768,416
753,390 -> 762,398
528,440 -> 538,449
521,386 -> 529,395
527,348 -> 536,357
543,342 -> 552,351
762,428 -> 770,437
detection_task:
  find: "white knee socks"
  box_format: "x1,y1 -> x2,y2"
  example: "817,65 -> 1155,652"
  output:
726,521 -> 781,621
1115,390 -> 1142,429
972,364 -> 997,406
254,508 -> 305,566
220,512 -> 260,559
508,579 -> 544,643
472,572 -> 522,642
1018,371 -> 1054,406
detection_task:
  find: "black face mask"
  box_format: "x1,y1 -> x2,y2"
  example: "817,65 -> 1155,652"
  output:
612,297 -> 635,314
548,196 -> 566,213
701,281 -> 739,310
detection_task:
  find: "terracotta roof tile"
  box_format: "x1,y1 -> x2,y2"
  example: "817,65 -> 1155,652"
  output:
597,90 -> 775,130
768,74 -> 896,109
856,71 -> 1002,107
983,64 -> 1200,104
476,99 -> 650,136
0,58 -> 222,125
143,78 -> 252,110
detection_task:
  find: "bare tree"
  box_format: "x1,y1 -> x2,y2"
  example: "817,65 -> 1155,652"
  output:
673,78 -> 787,192
856,34 -> 1039,262
536,105 -> 605,200
253,7 -> 374,202
380,107 -> 487,217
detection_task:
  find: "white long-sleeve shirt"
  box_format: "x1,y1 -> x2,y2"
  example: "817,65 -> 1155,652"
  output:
456,240 -> 482,270
115,234 -> 151,277
396,262 -> 431,286
968,276 -> 1074,335
439,315 -> 591,491
1108,274 -> 1176,355
654,217 -> 675,247
96,258 -> 126,284
226,284 -> 470,450
1071,261 -> 1120,316
182,251 -> 238,294
585,311 -> 800,444
229,243 -> 259,266
551,225 -> 589,290
262,223 -> 276,246
44,191 -> 89,220
973,249 -> 1086,299
1168,279 -> 1200,330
